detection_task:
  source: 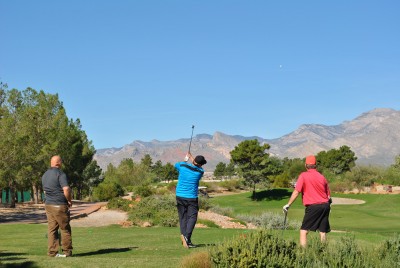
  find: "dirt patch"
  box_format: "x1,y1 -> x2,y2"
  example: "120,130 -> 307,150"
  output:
70,207 -> 128,227
198,210 -> 257,229
331,197 -> 365,205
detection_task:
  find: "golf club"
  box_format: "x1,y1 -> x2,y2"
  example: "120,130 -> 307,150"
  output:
188,125 -> 195,153
281,210 -> 288,236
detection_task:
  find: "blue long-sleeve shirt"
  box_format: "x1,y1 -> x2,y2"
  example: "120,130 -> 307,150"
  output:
175,161 -> 204,198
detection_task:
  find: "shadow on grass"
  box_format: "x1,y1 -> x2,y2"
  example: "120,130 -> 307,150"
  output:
74,247 -> 138,257
0,251 -> 38,268
0,262 -> 38,268
192,243 -> 216,248
250,189 -> 292,202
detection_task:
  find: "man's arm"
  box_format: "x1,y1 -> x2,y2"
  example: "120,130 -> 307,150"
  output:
63,186 -> 72,207
287,189 -> 300,206
283,189 -> 300,212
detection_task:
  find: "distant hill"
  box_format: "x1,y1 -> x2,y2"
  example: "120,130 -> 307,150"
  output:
94,108 -> 400,171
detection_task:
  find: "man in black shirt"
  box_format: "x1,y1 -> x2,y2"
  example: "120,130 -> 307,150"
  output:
42,155 -> 73,257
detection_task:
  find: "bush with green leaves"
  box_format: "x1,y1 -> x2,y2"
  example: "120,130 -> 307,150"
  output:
329,180 -> 351,193
167,181 -> 177,192
128,194 -> 178,227
92,181 -> 124,201
377,234 -> 400,266
199,181 -> 220,193
210,230 -> 297,267
219,179 -> 245,191
295,236 -> 365,268
210,232 -> 400,268
198,196 -> 212,210
133,184 -> 154,197
107,197 -> 133,211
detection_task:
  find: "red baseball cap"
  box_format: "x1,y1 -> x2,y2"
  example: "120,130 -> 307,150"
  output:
305,155 -> 316,165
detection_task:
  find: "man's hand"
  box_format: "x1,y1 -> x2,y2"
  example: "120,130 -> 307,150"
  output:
283,204 -> 290,213
185,152 -> 193,162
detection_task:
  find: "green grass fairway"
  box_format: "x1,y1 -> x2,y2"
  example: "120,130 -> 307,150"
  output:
211,189 -> 400,237
0,224 -> 246,268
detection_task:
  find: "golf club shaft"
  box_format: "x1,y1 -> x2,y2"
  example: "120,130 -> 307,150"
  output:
282,211 -> 287,235
188,125 -> 194,153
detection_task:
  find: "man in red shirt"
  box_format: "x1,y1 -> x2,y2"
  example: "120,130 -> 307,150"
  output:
283,155 -> 331,247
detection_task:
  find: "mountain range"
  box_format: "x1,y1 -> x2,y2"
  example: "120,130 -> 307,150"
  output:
94,108 -> 400,172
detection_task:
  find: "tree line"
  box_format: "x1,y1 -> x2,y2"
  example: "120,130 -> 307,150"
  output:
215,139 -> 400,196
0,84 -> 101,207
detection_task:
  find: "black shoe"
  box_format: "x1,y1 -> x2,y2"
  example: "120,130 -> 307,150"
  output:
187,242 -> 197,248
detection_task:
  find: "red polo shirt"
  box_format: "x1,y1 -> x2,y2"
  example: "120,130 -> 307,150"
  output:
295,169 -> 330,206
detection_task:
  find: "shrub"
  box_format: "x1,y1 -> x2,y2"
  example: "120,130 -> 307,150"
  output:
378,234 -> 400,267
211,232 -> 400,268
93,181 -> 124,201
167,181 -> 177,192
209,230 -> 297,267
124,185 -> 135,192
200,181 -> 221,193
179,251 -> 212,268
219,179 -> 244,191
133,184 -> 154,198
198,196 -> 212,210
154,186 -> 172,195
128,194 -> 178,227
329,180 -> 351,193
107,197 -> 133,211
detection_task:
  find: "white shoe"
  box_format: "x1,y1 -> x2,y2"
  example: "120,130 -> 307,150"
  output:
55,253 -> 67,257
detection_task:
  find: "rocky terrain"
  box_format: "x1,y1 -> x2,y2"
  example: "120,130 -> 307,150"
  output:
94,108 -> 400,171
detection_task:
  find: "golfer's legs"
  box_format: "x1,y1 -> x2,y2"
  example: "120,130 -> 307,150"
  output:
176,197 -> 188,236
185,199 -> 199,241
319,232 -> 327,243
56,205 -> 73,255
300,230 -> 308,248
45,205 -> 60,256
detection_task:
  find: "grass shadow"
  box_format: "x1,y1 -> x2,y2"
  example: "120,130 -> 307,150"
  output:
0,262 -> 38,268
192,243 -> 215,248
250,189 -> 292,202
74,247 -> 138,257
0,251 -> 38,268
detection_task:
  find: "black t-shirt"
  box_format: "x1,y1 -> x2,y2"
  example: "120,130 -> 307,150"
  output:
41,167 -> 69,205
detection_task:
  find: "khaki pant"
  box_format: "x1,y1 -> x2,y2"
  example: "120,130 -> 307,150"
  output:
45,205 -> 73,256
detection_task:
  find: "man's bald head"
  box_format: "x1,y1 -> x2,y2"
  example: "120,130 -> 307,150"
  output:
50,155 -> 62,168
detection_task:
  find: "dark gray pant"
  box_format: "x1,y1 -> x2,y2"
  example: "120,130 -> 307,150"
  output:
176,196 -> 199,241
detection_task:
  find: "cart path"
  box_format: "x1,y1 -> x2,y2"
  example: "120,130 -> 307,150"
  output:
0,202 -> 107,224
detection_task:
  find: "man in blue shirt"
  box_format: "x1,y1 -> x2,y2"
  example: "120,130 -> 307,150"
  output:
175,152 -> 207,249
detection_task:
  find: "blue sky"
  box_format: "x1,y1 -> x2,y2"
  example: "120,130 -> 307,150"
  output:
1,1 -> 399,149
